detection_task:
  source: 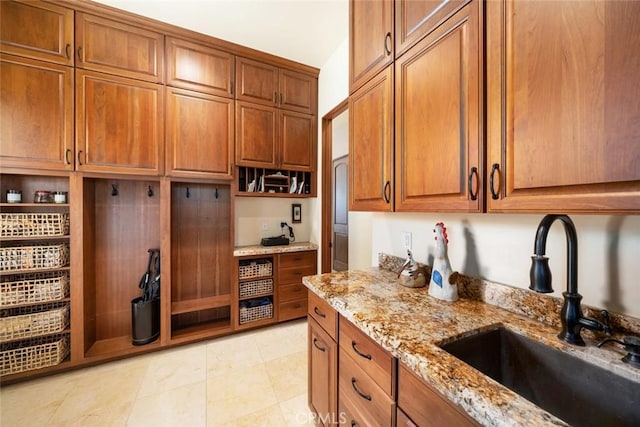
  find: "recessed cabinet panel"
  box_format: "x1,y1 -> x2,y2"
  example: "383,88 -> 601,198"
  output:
349,66 -> 394,211
235,57 -> 279,106
0,0 -> 74,65
166,37 -> 234,97
235,101 -> 278,168
76,13 -> 163,83
76,70 -> 163,175
487,0 -> 640,212
0,54 -> 74,170
166,87 -> 233,179
395,2 -> 482,212
280,111 -> 316,171
280,69 -> 317,114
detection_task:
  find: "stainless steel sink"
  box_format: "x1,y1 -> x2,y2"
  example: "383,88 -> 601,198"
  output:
440,327 -> 640,426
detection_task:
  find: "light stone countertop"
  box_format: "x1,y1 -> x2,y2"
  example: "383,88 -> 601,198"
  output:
302,266 -> 640,427
233,242 -> 318,257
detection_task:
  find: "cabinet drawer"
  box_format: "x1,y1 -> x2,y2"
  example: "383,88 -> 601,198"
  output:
279,283 -> 307,302
278,298 -> 307,322
279,251 -> 316,268
308,291 -> 337,340
340,317 -> 395,397
339,348 -> 395,426
279,264 -> 316,285
398,363 -> 478,426
397,407 -> 417,427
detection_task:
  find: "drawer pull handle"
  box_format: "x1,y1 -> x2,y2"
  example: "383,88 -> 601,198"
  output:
351,378 -> 372,401
312,338 -> 326,352
351,341 -> 372,360
314,307 -> 326,318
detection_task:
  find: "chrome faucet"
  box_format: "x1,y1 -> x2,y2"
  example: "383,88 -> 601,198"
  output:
529,214 -> 611,346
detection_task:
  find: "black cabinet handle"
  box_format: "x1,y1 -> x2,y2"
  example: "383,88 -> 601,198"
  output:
351,340 -> 372,360
468,166 -> 478,201
384,32 -> 392,56
351,378 -> 372,401
490,163 -> 500,200
351,422 -> 357,427
383,181 -> 391,203
77,46 -> 83,61
65,44 -> 71,59
77,150 -> 84,166
313,306 -> 326,318
65,149 -> 72,165
312,337 -> 326,352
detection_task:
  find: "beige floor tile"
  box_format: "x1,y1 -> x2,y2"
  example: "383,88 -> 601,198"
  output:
254,320 -> 307,362
265,350 -> 308,402
279,393 -> 316,427
206,331 -> 264,377
127,380 -> 207,427
217,404 -> 287,427
137,343 -> 206,398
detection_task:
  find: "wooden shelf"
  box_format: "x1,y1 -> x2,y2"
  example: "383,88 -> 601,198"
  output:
85,335 -> 161,359
0,235 -> 69,242
170,318 -> 233,343
237,316 -> 276,330
171,295 -> 231,315
0,203 -> 69,208
239,291 -> 273,302
0,266 -> 70,277
236,166 -> 313,197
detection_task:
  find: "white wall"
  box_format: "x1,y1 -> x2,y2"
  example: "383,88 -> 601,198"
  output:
235,197 -> 312,246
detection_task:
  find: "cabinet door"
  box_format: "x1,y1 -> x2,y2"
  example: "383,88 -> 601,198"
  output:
395,2 -> 482,212
0,0 -> 74,65
280,110 -> 316,171
486,0 -> 640,213
349,0 -> 394,93
76,70 -> 163,175
235,101 -> 278,168
76,13 -> 163,83
394,0 -> 469,57
166,87 -> 233,179
166,37 -> 234,98
235,57 -> 278,106
279,69 -> 317,114
308,317 -> 337,427
349,66 -> 394,212
0,54 -> 74,170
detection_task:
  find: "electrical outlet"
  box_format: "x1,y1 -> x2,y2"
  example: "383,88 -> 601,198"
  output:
402,232 -> 412,250
261,222 -> 269,231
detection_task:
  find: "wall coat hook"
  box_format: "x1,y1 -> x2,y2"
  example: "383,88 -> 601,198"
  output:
186,187 -> 190,198
148,185 -> 154,197
111,184 -> 118,196
215,188 -> 219,199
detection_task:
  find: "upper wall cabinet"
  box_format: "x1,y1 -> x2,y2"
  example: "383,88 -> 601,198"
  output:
166,37 -> 234,98
75,13 -> 164,83
0,54 -> 74,171
236,56 -> 317,114
394,0 -> 469,58
0,0 -> 74,65
349,0 -> 393,94
486,0 -> 640,213
76,70 -> 164,175
394,2 -> 482,212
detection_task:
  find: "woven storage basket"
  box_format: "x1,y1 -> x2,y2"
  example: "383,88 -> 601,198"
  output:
239,278 -> 273,298
1,334 -> 69,376
0,243 -> 69,272
1,213 -> 70,238
1,272 -> 69,307
238,259 -> 273,280
0,302 -> 69,342
239,301 -> 273,324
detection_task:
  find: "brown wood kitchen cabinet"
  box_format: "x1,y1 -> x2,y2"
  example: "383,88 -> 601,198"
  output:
394,1 -> 483,212
398,363 -> 478,426
0,0 -> 74,66
75,69 -> 164,175
277,251 -> 316,322
0,54 -> 74,171
75,12 -> 164,83
349,0 -> 394,93
308,291 -> 338,426
349,66 -> 394,211
486,0 -> 640,213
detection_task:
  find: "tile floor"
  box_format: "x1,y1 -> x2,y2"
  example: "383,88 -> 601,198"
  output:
1,319 -> 314,427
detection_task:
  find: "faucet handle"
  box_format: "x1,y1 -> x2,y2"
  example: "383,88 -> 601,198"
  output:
600,310 -> 613,335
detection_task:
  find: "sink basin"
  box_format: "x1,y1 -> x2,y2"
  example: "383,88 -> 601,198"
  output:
440,327 -> 640,426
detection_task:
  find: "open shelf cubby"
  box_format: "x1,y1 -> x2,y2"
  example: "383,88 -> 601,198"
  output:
236,167 -> 313,197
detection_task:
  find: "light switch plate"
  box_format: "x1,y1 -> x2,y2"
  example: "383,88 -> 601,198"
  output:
402,231 -> 412,250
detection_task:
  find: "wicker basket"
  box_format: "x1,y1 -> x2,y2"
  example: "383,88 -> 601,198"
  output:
0,302 -> 69,342
239,278 -> 273,298
1,334 -> 69,376
0,243 -> 69,272
238,259 -> 273,280
239,300 -> 273,324
1,213 -> 70,238
1,272 -> 69,307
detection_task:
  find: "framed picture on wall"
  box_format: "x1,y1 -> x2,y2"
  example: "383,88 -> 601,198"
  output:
292,203 -> 302,223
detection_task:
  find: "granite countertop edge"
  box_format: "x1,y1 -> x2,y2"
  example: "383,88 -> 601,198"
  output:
233,242 -> 318,256
302,266 -> 640,427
